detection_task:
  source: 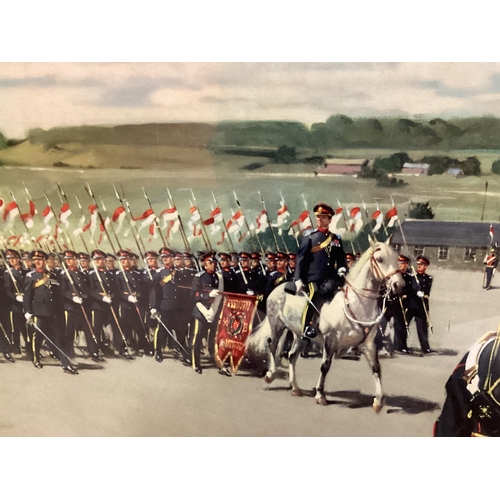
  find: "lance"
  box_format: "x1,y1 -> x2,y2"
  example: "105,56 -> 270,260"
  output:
115,185 -> 154,281
189,189 -> 211,251
86,184 -> 152,346
233,191 -> 260,253
74,195 -> 100,249
1,248 -> 23,299
116,184 -> 148,256
360,194 -> 376,239
258,192 -> 280,252
167,187 -> 190,252
397,218 -> 434,335
58,254 -> 104,358
9,190 -> 37,250
212,191 -> 235,252
42,192 -> 66,254
55,184 -> 78,251
302,193 -> 315,230
143,187 -> 168,247
89,256 -> 133,359
278,191 -> 290,253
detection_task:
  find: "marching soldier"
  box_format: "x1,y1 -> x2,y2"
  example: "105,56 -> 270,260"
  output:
266,250 -> 291,295
78,252 -> 91,274
115,250 -> 154,357
405,255 -> 434,354
189,251 -> 222,374
88,249 -> 132,358
59,250 -> 102,362
150,247 -> 181,362
218,252 -> 239,293
105,253 -> 117,272
265,252 -> 277,273
3,249 -> 28,356
378,254 -> 410,354
23,250 -> 78,374
229,252 -> 239,272
294,202 -> 347,340
483,248 -> 498,290
142,250 -> 160,336
0,269 -> 14,362
250,252 -> 262,272
287,252 -> 296,274
21,251 -> 34,271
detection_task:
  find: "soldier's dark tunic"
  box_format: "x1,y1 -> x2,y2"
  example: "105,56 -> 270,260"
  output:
189,270 -> 220,372
116,267 -> 152,354
88,267 -> 127,353
0,268 -> 13,355
404,271 -> 433,352
151,266 -> 180,357
295,227 -> 347,332
3,266 -> 27,353
59,267 -> 100,359
221,267 -> 239,294
23,269 -> 70,368
174,266 -> 197,348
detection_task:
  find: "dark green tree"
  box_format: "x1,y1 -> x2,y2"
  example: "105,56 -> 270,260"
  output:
275,145 -> 296,164
492,160 -> 500,175
0,131 -> 6,150
408,201 -> 435,219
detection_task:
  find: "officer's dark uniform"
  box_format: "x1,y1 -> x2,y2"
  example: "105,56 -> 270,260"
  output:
174,252 -> 197,349
3,249 -> 28,355
59,250 -> 101,361
483,250 -> 498,290
404,255 -> 433,353
378,254 -> 410,352
115,250 -> 153,356
150,247 -> 180,361
0,263 -> 14,361
23,250 -> 76,373
87,249 -> 130,357
189,252 -> 221,374
218,252 -> 239,293
265,251 -> 291,297
141,250 -> 159,336
295,203 -> 347,337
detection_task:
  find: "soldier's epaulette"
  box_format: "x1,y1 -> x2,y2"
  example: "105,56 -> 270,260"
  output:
26,270 -> 37,278
89,269 -> 95,275
195,271 -> 203,277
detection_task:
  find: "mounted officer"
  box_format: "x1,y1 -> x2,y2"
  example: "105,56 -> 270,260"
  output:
293,202 -> 347,342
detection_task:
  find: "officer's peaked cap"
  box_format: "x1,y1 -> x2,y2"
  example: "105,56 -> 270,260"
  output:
313,202 -> 334,217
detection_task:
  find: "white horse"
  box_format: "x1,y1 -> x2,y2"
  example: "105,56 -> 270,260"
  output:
252,237 -> 404,412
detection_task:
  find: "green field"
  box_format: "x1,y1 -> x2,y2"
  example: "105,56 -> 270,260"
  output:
1,147 -> 500,254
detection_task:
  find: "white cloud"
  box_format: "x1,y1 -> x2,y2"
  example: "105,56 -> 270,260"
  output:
2,62 -> 500,137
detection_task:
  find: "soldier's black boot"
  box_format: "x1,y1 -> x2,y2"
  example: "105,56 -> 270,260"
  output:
303,325 -> 317,339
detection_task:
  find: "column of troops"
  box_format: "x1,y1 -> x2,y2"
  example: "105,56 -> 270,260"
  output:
0,247 -> 298,375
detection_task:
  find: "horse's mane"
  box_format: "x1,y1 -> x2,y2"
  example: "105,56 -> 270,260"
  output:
347,242 -> 386,280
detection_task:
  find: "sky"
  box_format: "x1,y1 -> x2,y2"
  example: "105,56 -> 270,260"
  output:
3,62 -> 500,138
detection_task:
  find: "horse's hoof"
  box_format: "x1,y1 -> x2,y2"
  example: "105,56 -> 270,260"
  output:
264,372 -> 274,384
291,389 -> 302,397
372,398 -> 384,413
315,395 -> 328,406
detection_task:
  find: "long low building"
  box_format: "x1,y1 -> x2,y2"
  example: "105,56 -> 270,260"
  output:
391,220 -> 498,269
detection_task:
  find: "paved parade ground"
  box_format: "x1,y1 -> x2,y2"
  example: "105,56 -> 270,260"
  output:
0,268 -> 496,437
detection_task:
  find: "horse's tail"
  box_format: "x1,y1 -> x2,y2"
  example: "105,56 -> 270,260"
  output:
246,316 -> 272,357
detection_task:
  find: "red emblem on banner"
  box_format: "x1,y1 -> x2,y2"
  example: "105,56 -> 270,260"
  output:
215,292 -> 259,373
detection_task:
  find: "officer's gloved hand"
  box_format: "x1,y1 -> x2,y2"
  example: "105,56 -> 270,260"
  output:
102,296 -> 112,304
209,289 -> 219,298
16,294 -> 24,303
417,291 -> 424,298
150,308 -> 158,319
295,279 -> 303,294
128,295 -> 138,303
72,296 -> 83,304
24,312 -> 33,324
337,267 -> 347,278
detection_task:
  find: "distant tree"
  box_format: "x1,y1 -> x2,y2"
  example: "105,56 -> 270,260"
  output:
492,159 -> 500,175
420,155 -> 454,175
460,156 -> 481,176
373,152 -> 412,173
0,131 -> 6,150
275,145 -> 296,164
408,201 -> 435,219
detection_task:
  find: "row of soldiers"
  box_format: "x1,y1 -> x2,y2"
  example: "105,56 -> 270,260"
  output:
0,246 -> 298,375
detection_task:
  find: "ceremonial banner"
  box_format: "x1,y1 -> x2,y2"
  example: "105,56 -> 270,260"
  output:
215,292 -> 259,374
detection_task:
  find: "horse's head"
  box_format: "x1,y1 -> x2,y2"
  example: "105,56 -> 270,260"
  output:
367,236 -> 405,295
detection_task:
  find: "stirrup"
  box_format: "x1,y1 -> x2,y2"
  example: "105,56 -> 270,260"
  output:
302,326 -> 317,339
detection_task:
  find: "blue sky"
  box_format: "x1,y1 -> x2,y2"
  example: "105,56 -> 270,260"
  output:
1,62 -> 500,138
